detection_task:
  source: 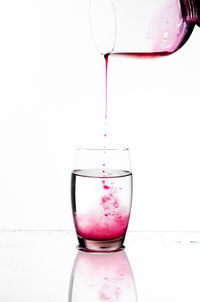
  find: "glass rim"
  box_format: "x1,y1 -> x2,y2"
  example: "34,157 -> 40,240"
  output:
75,145 -> 129,151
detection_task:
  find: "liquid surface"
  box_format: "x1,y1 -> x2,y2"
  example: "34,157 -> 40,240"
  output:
72,169 -> 131,178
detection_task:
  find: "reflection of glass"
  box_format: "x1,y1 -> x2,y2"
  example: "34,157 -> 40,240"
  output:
71,146 -> 132,252
90,0 -> 199,55
68,250 -> 137,302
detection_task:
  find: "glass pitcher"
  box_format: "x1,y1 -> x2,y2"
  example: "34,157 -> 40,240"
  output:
90,0 -> 200,55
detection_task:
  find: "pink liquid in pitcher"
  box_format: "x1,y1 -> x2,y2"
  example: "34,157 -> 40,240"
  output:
113,51 -> 172,59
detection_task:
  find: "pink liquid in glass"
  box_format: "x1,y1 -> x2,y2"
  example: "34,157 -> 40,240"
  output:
71,169 -> 132,242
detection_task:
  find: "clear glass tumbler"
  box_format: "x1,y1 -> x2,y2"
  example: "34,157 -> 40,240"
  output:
71,146 -> 132,252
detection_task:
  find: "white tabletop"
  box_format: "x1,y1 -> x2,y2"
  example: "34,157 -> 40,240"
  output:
0,230 -> 200,302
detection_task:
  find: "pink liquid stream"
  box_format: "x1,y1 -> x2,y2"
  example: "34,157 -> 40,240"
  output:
76,49 -> 188,241
102,53 -> 109,173
77,52 -> 170,241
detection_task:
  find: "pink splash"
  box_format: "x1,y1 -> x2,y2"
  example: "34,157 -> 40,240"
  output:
75,179 -> 130,241
102,180 -> 110,190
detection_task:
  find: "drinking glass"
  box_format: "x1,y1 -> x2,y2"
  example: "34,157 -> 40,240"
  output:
71,146 -> 133,252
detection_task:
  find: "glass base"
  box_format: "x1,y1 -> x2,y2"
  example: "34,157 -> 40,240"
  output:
77,235 -> 125,253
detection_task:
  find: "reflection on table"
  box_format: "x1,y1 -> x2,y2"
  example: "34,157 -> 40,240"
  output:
68,249 -> 137,302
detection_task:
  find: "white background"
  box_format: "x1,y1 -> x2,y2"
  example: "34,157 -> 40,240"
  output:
0,0 -> 200,231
